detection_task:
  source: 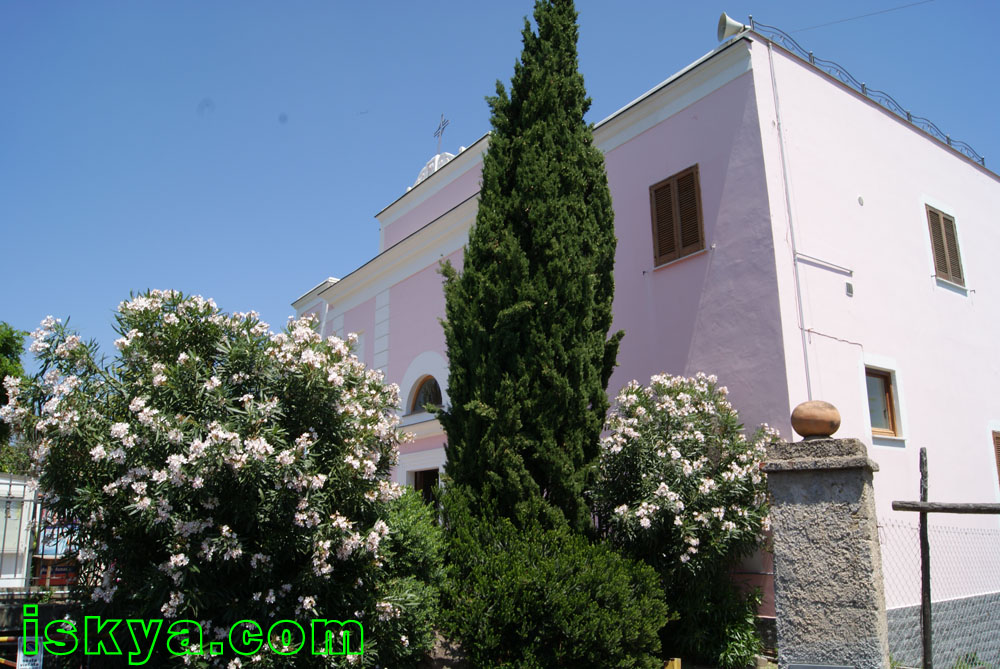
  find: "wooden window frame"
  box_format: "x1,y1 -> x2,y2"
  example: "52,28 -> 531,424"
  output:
992,431 -> 1000,489
925,205 -> 965,286
650,165 -> 705,267
865,368 -> 898,437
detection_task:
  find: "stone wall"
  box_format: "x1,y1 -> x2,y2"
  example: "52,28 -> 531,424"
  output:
887,592 -> 1000,668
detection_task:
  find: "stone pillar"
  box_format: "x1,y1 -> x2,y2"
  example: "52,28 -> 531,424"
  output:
764,401 -> 890,669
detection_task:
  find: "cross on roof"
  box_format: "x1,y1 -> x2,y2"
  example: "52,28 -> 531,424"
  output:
434,114 -> 449,154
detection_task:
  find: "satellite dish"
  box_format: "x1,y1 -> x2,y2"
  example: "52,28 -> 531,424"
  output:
717,12 -> 747,42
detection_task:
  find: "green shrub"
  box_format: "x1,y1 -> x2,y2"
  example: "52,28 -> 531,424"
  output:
441,488 -> 671,669
382,487 -> 446,588
375,487 -> 447,666
592,373 -> 778,668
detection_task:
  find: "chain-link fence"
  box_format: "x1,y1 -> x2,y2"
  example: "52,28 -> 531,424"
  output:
880,518 -> 1000,668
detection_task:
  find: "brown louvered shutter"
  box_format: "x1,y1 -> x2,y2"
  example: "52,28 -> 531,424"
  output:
993,431 -> 1000,488
652,182 -> 677,263
650,165 -> 704,266
926,205 -> 965,286
927,208 -> 949,275
942,214 -> 964,284
677,170 -> 702,253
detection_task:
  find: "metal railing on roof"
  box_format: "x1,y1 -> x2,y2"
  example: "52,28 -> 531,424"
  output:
748,17 -> 987,168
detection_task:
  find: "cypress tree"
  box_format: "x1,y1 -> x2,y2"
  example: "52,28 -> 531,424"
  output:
439,0 -> 621,533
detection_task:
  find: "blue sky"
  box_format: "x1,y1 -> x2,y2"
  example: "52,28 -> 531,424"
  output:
2,1 -> 996,367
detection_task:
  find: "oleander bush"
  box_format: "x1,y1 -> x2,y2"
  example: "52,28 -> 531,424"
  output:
593,373 -> 779,669
1,290 -> 442,667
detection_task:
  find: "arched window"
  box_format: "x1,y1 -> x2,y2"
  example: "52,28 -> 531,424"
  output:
409,376 -> 442,414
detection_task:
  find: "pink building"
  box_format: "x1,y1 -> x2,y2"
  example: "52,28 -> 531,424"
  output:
295,25 -> 1000,656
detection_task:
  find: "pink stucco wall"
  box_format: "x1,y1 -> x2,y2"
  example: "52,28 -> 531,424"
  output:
342,300 -> 375,370
758,42 -> 1000,532
399,434 -> 446,456
387,249 -> 462,387
606,69 -> 791,438
381,164 -> 483,250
